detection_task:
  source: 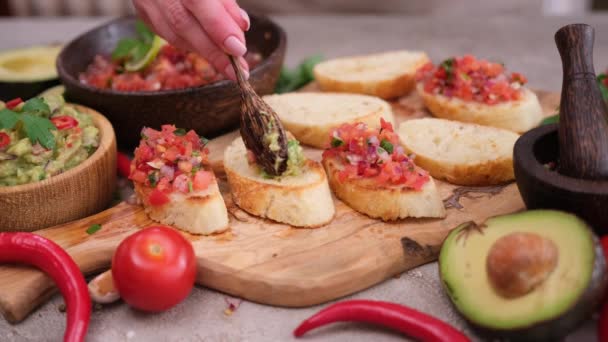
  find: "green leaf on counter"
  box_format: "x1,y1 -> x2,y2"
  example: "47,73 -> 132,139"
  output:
275,55 -> 324,94
86,224 -> 102,235
540,114 -> 559,125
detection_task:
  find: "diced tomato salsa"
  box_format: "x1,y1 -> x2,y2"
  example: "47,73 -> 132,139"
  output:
322,119 -> 429,190
79,45 -> 262,92
130,125 -> 213,199
415,55 -> 528,105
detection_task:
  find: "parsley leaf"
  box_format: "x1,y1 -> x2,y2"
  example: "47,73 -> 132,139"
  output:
21,113 -> 57,149
0,108 -> 19,130
86,224 -> 102,235
112,38 -> 140,60
111,20 -> 154,63
440,58 -> 455,80
380,139 -> 394,154
21,98 -> 50,117
136,20 -> 154,44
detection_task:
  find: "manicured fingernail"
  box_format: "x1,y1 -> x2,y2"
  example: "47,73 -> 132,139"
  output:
224,36 -> 247,56
240,9 -> 250,31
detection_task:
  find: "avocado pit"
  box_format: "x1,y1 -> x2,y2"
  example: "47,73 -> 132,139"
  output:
486,232 -> 558,299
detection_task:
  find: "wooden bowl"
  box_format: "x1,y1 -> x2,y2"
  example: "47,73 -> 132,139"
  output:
56,15 -> 286,149
0,105 -> 117,232
514,124 -> 608,234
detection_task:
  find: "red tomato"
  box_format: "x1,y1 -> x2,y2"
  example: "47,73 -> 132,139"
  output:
0,132 -> 10,148
5,98 -> 22,109
112,226 -> 196,312
116,152 -> 132,178
148,189 -> 170,206
193,170 -> 213,191
51,116 -> 79,130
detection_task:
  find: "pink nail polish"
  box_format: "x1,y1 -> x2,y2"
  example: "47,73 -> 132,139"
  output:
223,36 -> 247,57
240,9 -> 250,31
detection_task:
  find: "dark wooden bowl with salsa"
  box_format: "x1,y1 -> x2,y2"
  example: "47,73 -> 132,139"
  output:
57,15 -> 286,148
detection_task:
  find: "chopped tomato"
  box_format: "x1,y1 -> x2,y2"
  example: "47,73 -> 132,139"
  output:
5,98 -> 22,109
148,189 -> 170,206
415,55 -> 527,105
51,116 -> 79,130
0,132 -> 10,148
130,170 -> 147,183
193,171 -> 213,191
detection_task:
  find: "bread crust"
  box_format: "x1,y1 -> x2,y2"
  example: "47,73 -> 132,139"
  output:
322,157 -> 446,221
224,138 -> 335,228
418,85 -> 543,133
135,180 -> 229,235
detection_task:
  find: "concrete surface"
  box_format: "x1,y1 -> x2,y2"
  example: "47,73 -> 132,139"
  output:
1,14 -> 608,341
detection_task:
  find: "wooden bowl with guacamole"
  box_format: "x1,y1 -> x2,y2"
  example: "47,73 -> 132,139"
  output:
0,97 -> 116,232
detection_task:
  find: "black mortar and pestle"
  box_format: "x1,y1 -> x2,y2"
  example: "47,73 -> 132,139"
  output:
514,24 -> 608,234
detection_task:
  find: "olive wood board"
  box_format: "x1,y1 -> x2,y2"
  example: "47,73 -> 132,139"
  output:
0,87 -> 559,324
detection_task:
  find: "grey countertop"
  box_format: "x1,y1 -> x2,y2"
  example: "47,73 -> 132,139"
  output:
1,14 -> 607,342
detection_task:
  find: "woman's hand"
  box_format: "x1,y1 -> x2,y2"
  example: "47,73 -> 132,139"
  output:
132,0 -> 251,80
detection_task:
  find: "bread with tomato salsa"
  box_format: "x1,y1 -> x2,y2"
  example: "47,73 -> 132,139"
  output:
398,118 -> 519,186
223,137 -> 335,227
131,125 -> 229,235
262,92 -> 394,148
313,50 -> 430,99
322,119 -> 445,221
415,55 -> 542,133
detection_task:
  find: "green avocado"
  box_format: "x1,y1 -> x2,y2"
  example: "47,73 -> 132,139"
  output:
439,210 -> 607,341
0,45 -> 62,101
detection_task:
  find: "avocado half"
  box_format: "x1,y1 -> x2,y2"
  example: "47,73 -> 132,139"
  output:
439,210 -> 607,341
0,45 -> 62,101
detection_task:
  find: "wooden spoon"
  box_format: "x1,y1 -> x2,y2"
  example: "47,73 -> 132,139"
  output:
555,24 -> 608,179
228,55 -> 288,176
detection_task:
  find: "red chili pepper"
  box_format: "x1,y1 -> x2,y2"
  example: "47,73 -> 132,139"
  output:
116,152 -> 132,178
294,300 -> 469,342
51,116 -> 79,130
598,236 -> 608,342
5,97 -> 23,109
0,132 -> 10,148
0,233 -> 90,342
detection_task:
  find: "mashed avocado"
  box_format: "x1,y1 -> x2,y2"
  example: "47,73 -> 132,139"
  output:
260,139 -> 305,179
0,95 -> 99,186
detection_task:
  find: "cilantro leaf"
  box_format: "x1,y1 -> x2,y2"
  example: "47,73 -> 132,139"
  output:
22,98 -> 50,117
86,224 -> 102,235
174,128 -> 187,136
136,20 -> 154,44
540,114 -> 559,125
275,55 -> 324,93
0,108 -> 19,130
112,38 -> 140,60
21,113 -> 57,149
331,137 -> 344,148
380,139 -> 394,154
440,58 -> 455,80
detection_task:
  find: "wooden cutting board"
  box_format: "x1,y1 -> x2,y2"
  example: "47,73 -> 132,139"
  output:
0,89 -> 560,324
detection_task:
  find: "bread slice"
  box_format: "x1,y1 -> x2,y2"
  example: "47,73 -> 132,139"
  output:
398,118 -> 519,186
313,50 -> 430,99
223,137 -> 335,227
418,85 -> 543,133
135,179 -> 229,235
322,157 -> 445,221
262,92 -> 394,148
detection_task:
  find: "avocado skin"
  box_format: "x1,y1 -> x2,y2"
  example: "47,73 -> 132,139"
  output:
0,78 -> 60,102
458,234 -> 607,341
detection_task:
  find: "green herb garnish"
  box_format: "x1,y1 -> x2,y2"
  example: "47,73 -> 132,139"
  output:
275,55 -> 323,93
380,139 -> 393,154
86,224 -> 102,235
331,137 -> 344,148
111,20 -> 155,63
440,58 -> 455,80
541,114 -> 559,126
174,128 -> 187,136
188,181 -> 193,193
0,98 -> 57,149
200,136 -> 209,146
599,74 -> 608,102
22,98 -> 50,117
148,172 -> 158,187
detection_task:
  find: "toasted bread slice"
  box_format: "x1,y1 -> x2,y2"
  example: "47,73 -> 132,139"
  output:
418,85 -> 543,133
322,157 -> 445,221
135,179 -> 229,235
262,92 -> 394,148
313,50 -> 430,99
223,137 -> 335,227
398,118 -> 519,186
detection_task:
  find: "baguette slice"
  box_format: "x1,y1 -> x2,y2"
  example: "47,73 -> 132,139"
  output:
135,179 -> 229,235
263,92 -> 394,148
224,137 -> 335,227
322,157 -> 445,221
418,85 -> 543,133
313,50 -> 430,99
398,118 -> 519,186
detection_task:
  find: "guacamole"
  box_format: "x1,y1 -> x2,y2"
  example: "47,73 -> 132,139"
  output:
260,138 -> 305,179
0,95 -> 99,186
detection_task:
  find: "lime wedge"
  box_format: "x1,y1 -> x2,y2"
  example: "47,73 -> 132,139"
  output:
125,35 -> 166,72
